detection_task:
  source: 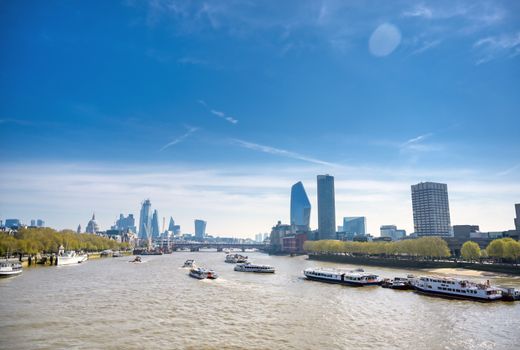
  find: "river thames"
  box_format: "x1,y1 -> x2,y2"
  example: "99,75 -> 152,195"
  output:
1,252 -> 519,350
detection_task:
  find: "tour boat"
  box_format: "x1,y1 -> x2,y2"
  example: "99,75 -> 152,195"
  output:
381,275 -> 415,290
303,267 -> 381,286
182,259 -> 195,268
57,251 -> 88,266
189,267 -> 218,280
0,261 -> 23,277
225,254 -> 248,263
412,276 -> 503,301
234,262 -> 275,273
130,256 -> 142,263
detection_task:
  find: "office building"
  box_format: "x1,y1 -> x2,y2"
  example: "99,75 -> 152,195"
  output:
168,217 -> 176,232
31,219 -> 36,226
151,210 -> 161,239
86,213 -> 99,234
138,199 -> 152,240
195,219 -> 207,240
114,214 -> 136,233
515,203 -> 520,232
77,224 -> 82,234
290,181 -> 311,232
4,219 -> 21,229
411,182 -> 452,236
317,174 -> 336,240
343,217 -> 367,236
380,225 -> 406,241
36,219 -> 45,227
453,225 -> 480,240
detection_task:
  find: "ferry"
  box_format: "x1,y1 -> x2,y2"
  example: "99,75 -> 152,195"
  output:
182,259 -> 195,268
381,275 -> 415,290
303,267 -> 381,286
412,276 -> 503,301
57,251 -> 88,266
0,261 -> 23,277
189,267 -> 218,280
225,254 -> 248,263
234,262 -> 275,273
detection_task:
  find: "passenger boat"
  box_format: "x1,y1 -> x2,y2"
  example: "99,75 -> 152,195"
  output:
500,288 -> 520,301
225,254 -> 248,263
57,251 -> 88,266
234,262 -> 275,273
189,267 -> 218,280
303,267 -> 381,286
130,256 -> 142,263
381,275 -> 415,290
412,276 -> 503,301
112,251 -> 123,258
0,261 -> 23,277
182,259 -> 195,268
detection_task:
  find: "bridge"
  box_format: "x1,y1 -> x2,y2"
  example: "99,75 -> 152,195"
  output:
171,242 -> 269,252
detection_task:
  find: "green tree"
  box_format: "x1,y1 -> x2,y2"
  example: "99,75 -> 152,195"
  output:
460,241 -> 481,261
486,239 -> 506,260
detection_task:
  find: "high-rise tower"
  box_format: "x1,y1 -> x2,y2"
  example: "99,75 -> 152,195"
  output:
290,181 -> 311,232
411,182 -> 451,236
317,174 -> 336,240
151,209 -> 160,240
138,199 -> 152,240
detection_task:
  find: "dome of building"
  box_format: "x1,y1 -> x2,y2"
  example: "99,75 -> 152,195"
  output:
86,213 -> 99,234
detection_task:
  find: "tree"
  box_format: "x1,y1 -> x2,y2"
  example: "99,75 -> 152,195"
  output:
461,241 -> 481,261
486,239 -> 506,260
504,240 -> 520,263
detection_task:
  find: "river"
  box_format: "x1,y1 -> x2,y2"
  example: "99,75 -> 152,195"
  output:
1,251 -> 519,350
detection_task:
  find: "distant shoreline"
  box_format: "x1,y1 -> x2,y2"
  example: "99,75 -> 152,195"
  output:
307,254 -> 520,276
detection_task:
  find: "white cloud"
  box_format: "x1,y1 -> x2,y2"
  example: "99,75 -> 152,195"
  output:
231,139 -> 339,167
411,39 -> 442,55
474,32 -> 520,64
159,126 -> 199,151
199,100 -> 238,124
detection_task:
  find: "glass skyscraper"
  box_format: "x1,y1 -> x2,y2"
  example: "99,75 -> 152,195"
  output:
194,219 -> 206,240
317,174 -> 336,240
343,217 -> 366,235
411,182 -> 451,236
290,181 -> 311,232
151,209 -> 160,239
138,199 -> 152,240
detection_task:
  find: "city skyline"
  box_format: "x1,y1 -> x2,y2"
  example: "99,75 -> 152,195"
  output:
1,1 -> 519,236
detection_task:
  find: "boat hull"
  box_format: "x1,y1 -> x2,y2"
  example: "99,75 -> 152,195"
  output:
0,270 -> 23,277
57,255 -> 88,266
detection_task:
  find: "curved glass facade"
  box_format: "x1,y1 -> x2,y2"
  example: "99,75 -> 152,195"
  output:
290,181 -> 311,232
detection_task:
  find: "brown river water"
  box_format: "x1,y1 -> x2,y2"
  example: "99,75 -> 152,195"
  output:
1,251 -> 519,350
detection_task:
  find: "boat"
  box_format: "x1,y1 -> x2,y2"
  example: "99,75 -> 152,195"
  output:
130,256 -> 142,263
500,287 -> 520,301
412,276 -> 503,301
234,262 -> 275,273
182,259 -> 195,268
225,254 -> 248,263
189,267 -> 218,280
112,251 -> 123,258
100,249 -> 113,257
57,251 -> 88,266
0,261 -> 23,277
381,275 -> 415,290
303,267 -> 381,286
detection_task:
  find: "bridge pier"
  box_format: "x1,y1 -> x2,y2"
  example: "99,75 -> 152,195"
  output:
217,247 -> 223,252
190,247 -> 200,252
241,247 -> 245,252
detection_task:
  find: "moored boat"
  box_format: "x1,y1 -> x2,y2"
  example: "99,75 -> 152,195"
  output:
381,275 -> 415,290
0,261 -> 23,277
500,287 -> 520,301
303,267 -> 381,286
182,259 -> 195,268
225,254 -> 248,263
412,276 -> 502,301
57,251 -> 88,266
234,262 -> 275,273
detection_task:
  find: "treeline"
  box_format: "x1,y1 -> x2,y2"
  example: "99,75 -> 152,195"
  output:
0,227 -> 129,256
303,237 -> 450,258
461,238 -> 520,262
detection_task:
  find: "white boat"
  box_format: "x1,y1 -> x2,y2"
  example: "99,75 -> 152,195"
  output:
0,261 -> 23,277
182,259 -> 195,268
234,262 -> 275,273
412,276 -> 503,301
303,267 -> 381,286
225,254 -> 248,263
57,251 -> 88,266
189,267 -> 218,280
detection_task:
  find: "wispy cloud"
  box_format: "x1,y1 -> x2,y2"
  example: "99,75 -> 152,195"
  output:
400,133 -> 442,153
411,39 -> 442,55
231,138 -> 338,167
473,32 -> 520,64
198,100 -> 238,124
159,126 -> 199,151
497,163 -> 520,177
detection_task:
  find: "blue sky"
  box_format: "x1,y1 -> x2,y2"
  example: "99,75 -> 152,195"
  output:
1,0 -> 519,236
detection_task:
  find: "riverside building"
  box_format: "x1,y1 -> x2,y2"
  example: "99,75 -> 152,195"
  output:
290,181 -> 311,232
317,174 -> 336,240
411,182 -> 452,236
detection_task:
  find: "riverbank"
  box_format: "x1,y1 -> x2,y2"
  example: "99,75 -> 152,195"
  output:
307,254 -> 520,275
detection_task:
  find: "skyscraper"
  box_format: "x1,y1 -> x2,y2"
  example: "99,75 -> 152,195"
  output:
515,203 -> 520,232
151,209 -> 160,239
411,182 -> 451,236
168,217 -> 176,231
290,181 -> 311,232
138,199 -> 152,240
194,219 -> 206,240
343,217 -> 367,235
317,174 -> 336,240
114,214 -> 136,233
